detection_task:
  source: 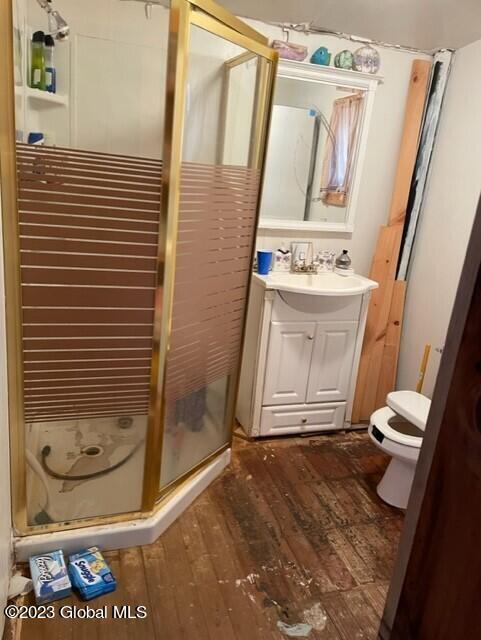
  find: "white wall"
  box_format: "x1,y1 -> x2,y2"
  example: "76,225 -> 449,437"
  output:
247,20 -> 432,276
397,41 -> 481,396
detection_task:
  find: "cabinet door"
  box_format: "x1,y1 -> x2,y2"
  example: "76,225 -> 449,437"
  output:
307,321 -> 357,403
263,321 -> 315,405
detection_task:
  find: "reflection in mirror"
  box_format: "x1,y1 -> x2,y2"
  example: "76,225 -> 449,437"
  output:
260,75 -> 366,226
220,52 -> 258,166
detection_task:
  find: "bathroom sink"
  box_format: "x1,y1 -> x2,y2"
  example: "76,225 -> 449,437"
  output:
253,271 -> 378,296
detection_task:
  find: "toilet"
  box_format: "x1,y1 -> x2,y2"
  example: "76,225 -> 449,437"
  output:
368,390 -> 431,509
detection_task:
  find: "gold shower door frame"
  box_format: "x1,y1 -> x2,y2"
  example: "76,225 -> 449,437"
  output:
0,0 -> 277,535
144,0 -> 278,506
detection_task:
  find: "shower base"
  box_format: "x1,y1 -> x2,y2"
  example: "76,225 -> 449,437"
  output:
26,415 -> 148,526
25,379 -> 229,526
15,448 -> 230,561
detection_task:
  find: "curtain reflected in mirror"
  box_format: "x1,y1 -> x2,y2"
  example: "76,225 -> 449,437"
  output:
320,93 -> 363,207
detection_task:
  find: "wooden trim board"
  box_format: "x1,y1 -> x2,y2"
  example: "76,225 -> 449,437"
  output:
352,225 -> 403,421
389,61 -> 432,226
352,60 -> 431,423
375,280 -> 407,409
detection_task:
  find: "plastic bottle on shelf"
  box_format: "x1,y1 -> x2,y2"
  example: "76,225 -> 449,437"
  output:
31,31 -> 46,90
44,35 -> 56,93
27,132 -> 45,145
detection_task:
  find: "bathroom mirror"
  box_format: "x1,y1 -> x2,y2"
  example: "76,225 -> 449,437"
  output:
245,60 -> 383,233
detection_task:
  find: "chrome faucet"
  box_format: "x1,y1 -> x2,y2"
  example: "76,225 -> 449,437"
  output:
291,258 -> 318,274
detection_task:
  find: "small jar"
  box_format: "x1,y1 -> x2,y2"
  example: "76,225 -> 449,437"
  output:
335,249 -> 352,270
317,250 -> 336,273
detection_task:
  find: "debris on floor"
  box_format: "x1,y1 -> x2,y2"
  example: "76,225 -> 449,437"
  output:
277,620 -> 313,637
8,572 -> 33,599
273,600 -> 328,637
235,572 -> 260,587
303,602 -> 328,631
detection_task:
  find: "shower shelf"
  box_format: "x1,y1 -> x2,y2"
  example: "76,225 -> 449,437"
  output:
15,85 -> 69,107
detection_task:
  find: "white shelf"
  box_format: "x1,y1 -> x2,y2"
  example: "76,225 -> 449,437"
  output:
15,85 -> 68,107
277,59 -> 384,86
26,86 -> 68,106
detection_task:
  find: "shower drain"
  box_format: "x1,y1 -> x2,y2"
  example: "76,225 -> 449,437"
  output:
81,445 -> 104,458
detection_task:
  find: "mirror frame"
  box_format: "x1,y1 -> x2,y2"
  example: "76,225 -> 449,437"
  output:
257,59 -> 383,234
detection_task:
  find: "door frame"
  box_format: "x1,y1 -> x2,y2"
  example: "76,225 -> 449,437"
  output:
381,195 -> 481,637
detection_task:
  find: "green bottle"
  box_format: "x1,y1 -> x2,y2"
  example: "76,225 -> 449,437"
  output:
31,31 -> 46,90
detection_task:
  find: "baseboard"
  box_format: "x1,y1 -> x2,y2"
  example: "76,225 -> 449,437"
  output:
14,449 -> 231,562
348,422 -> 369,431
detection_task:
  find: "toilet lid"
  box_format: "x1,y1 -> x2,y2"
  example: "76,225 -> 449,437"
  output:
370,406 -> 424,448
386,391 -> 431,431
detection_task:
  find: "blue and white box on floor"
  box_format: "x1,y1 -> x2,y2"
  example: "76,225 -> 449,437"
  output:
29,549 -> 72,604
68,546 -> 117,600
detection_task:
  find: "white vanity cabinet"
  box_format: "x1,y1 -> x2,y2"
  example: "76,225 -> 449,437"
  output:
236,273 -> 377,437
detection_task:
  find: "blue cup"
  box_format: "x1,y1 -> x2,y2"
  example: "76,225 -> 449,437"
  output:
257,250 -> 273,275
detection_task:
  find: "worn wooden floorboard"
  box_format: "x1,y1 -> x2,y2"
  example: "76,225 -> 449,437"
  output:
15,431 -> 402,640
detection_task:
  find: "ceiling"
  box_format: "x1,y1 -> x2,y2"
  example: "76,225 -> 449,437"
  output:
218,0 -> 481,51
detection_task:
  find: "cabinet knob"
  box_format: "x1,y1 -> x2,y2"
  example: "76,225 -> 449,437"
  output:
307,335 -> 314,340
301,418 -> 307,424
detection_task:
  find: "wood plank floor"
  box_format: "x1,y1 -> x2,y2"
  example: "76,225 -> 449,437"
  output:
14,431 -> 403,640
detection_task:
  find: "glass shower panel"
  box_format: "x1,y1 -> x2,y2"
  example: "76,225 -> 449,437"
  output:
13,0 -> 169,526
159,25 -> 263,489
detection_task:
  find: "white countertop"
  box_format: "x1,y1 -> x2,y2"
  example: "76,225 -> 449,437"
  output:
253,271 -> 378,297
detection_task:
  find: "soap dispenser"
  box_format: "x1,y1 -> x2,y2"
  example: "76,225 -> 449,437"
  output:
273,243 -> 291,272
335,249 -> 354,276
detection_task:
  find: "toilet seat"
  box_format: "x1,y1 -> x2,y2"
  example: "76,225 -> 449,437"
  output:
370,406 -> 423,449
386,391 -> 431,431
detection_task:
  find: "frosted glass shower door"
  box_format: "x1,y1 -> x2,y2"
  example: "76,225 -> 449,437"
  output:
12,3 -> 170,528
158,21 -> 274,489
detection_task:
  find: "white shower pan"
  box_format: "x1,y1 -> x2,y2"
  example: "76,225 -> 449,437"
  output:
26,415 -> 147,525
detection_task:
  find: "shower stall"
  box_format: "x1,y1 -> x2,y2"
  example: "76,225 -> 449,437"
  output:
0,0 -> 277,552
